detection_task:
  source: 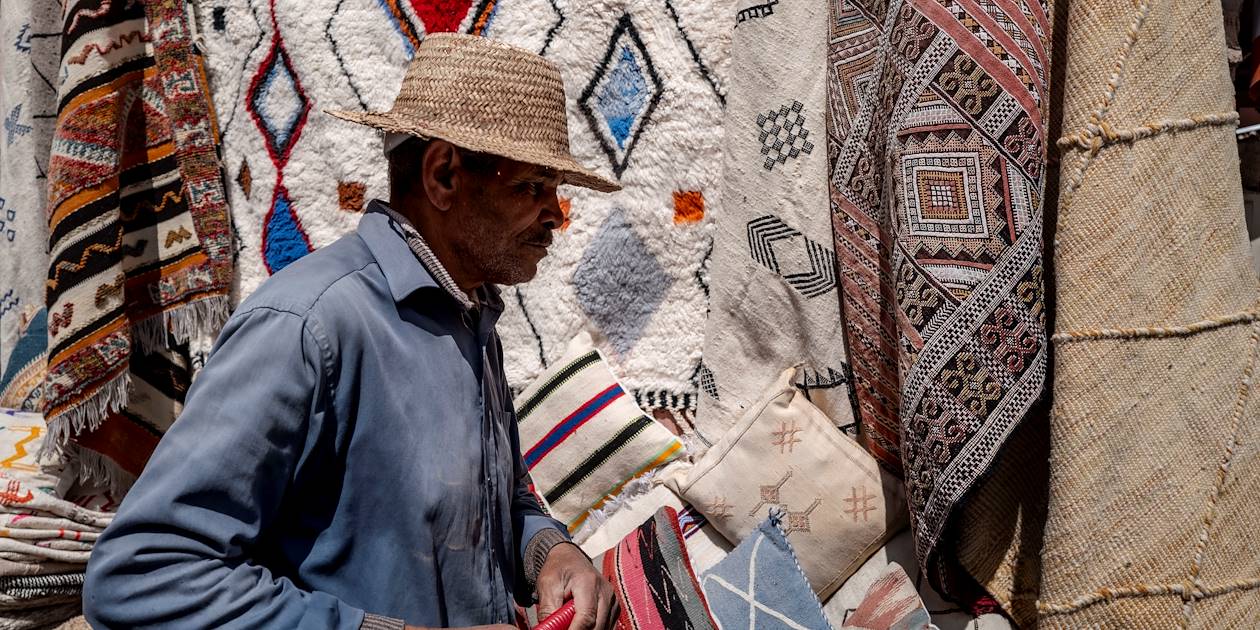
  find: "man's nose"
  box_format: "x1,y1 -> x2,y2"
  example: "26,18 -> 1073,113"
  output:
539,189 -> 565,231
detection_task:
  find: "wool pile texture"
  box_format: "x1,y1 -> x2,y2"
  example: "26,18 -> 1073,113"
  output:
195,0 -> 731,414
694,0 -> 855,445
1033,0 -> 1260,626
0,0 -> 59,413
825,0 -> 1050,601
44,0 -> 233,487
601,506 -> 717,630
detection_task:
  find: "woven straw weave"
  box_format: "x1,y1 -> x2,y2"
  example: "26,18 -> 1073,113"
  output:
327,33 -> 618,192
1036,0 -> 1260,626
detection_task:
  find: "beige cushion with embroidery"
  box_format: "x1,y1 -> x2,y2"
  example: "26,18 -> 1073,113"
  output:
668,367 -> 907,598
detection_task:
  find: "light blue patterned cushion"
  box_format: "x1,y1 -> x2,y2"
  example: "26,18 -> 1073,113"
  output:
701,514 -> 834,630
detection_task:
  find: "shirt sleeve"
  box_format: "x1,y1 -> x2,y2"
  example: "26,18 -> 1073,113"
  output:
505,406 -> 569,602
83,306 -> 367,630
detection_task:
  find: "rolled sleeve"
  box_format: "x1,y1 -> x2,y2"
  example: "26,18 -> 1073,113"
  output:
84,306 -> 365,629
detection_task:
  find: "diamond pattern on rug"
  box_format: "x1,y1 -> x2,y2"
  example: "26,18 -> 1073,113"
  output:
574,208 -> 672,356
580,14 -> 662,178
746,215 -> 836,299
202,0 -> 726,414
247,38 -> 310,164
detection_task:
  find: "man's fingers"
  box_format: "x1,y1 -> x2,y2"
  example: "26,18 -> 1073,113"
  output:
568,574 -> 599,630
535,578 -> 566,620
594,580 -> 616,630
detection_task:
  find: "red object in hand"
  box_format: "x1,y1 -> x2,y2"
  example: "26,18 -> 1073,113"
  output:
534,601 -> 577,630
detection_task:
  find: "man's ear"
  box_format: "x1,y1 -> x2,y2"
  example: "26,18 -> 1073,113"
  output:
421,140 -> 459,212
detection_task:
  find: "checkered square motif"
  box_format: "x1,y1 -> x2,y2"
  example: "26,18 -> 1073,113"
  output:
902,153 -> 987,238
756,100 -> 815,171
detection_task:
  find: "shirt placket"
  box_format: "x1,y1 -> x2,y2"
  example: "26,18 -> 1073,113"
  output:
464,309 -> 509,622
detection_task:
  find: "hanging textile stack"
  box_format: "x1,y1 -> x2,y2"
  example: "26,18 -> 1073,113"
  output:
43,0 -> 232,488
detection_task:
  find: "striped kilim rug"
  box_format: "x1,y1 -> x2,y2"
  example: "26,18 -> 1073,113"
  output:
43,0 -> 232,486
195,0 -> 731,414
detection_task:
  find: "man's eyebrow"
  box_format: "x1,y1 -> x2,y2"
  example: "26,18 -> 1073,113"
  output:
510,169 -> 562,184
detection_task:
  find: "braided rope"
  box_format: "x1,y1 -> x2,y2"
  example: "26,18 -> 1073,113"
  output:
1057,112 -> 1241,152
1051,308 -> 1260,343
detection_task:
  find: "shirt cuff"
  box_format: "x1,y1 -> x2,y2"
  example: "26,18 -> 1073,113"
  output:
360,613 -> 406,630
523,526 -> 572,588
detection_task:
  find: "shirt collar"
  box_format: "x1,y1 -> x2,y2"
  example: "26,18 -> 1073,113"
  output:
357,200 -> 503,314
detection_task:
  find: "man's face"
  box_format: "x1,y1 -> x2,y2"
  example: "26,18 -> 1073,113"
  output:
449,157 -> 565,286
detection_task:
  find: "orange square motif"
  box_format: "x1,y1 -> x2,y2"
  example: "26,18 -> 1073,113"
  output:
673,191 -> 704,224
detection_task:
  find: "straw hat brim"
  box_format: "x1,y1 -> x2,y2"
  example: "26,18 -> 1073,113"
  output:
326,109 -> 622,193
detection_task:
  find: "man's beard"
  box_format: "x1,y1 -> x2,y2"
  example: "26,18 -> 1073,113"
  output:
450,203 -> 548,286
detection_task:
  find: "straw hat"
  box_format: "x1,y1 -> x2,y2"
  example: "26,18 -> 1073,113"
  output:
327,34 -> 620,193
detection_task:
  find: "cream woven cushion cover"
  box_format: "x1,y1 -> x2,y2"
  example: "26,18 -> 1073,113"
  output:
669,367 -> 906,598
514,332 -> 684,533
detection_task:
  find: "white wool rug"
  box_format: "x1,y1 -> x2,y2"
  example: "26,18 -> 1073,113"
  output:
194,0 -> 731,411
0,0 -> 58,396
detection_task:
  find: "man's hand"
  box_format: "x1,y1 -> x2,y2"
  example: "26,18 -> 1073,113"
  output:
403,625 -> 516,630
535,543 -> 618,630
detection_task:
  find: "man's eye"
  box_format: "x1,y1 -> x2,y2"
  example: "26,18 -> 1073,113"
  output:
521,182 -> 542,196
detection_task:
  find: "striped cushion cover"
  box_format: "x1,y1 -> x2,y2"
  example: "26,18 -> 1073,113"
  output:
515,333 -> 684,533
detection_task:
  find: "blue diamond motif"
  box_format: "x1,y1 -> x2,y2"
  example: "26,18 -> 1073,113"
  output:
574,208 -> 673,355
580,14 -> 662,177
597,46 -> 649,149
262,188 -> 312,274
248,40 -> 310,164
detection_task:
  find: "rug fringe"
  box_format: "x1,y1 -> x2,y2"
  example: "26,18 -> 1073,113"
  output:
59,444 -> 136,497
132,295 -> 231,354
166,295 -> 230,345
571,470 -> 662,544
39,372 -> 132,465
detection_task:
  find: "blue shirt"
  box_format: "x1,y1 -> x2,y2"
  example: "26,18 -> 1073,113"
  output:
84,209 -> 568,629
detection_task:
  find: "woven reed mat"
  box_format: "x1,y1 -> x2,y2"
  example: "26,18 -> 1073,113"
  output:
1034,0 -> 1260,626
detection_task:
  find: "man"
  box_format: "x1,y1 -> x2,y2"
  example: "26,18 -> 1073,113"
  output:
84,34 -> 623,630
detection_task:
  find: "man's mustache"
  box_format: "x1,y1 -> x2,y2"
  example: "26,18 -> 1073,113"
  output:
523,231 -> 553,247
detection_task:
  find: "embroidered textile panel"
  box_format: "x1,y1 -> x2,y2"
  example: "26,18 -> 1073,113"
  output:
670,368 -> 905,600
825,0 -> 1050,598
694,0 -> 855,444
